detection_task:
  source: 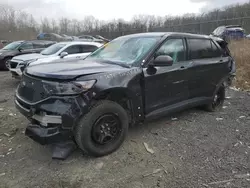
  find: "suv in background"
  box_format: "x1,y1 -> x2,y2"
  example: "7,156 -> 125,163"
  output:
0,40 -> 55,70
210,25 -> 245,41
15,32 -> 235,159
9,41 -> 102,78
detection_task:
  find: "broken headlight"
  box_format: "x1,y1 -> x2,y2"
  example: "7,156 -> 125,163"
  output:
42,80 -> 96,95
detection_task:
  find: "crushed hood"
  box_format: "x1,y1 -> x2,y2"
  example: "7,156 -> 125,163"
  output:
25,59 -> 127,80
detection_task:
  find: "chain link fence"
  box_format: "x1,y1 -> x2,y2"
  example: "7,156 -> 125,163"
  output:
89,17 -> 250,39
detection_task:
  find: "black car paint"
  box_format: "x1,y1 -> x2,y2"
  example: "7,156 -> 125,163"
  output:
15,32 -> 234,146
0,40 -> 55,70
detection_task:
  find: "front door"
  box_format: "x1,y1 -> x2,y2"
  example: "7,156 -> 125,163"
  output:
18,42 -> 35,55
143,38 -> 190,114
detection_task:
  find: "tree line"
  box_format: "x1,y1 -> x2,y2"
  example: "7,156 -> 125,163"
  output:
1,2 -> 250,40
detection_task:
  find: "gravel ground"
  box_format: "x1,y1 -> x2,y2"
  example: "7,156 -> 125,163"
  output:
0,71 -> 250,188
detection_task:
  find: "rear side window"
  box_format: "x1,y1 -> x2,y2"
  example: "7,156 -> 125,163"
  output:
64,45 -> 82,54
188,39 -> 222,59
81,45 -> 98,53
33,43 -> 45,49
211,41 -> 222,57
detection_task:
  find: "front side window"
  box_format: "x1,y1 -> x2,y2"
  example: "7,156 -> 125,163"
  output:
40,43 -> 67,55
86,36 -> 160,66
155,38 -> 186,63
20,42 -> 33,50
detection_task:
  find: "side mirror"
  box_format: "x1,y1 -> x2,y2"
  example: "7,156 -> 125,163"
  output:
18,47 -> 23,52
60,52 -> 68,58
152,55 -> 173,67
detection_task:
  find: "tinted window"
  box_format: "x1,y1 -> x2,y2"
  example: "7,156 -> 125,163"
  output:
64,45 -> 82,54
81,45 -> 98,53
33,43 -> 45,48
188,39 -> 222,59
20,42 -> 33,50
155,38 -> 186,63
211,41 -> 222,57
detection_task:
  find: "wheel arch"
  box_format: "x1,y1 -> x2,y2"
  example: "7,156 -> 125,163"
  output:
93,87 -> 144,125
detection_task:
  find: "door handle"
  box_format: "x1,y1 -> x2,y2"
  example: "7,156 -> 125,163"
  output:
180,66 -> 185,69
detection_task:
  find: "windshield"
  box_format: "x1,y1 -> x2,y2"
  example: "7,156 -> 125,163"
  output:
86,36 -> 160,66
2,41 -> 23,50
41,43 -> 66,55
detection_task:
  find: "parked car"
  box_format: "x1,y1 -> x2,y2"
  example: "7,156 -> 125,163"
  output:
9,41 -> 102,78
210,25 -> 245,41
37,33 -> 70,42
15,32 -> 235,159
78,35 -> 110,43
0,40 -> 55,70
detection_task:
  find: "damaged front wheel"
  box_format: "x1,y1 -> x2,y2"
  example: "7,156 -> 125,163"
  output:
75,100 -> 129,157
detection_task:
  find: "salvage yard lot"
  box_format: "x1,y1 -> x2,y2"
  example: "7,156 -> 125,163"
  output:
0,71 -> 250,188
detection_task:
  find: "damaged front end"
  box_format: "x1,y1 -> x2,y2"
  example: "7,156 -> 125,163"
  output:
15,73 -> 94,146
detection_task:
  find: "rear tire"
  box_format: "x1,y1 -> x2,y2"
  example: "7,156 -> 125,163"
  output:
75,100 -> 129,157
205,85 -> 225,112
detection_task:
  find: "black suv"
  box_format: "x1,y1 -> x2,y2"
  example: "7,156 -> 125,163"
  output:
0,40 -> 56,70
15,32 -> 235,158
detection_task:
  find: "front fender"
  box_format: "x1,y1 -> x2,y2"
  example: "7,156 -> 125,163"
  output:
93,87 -> 144,124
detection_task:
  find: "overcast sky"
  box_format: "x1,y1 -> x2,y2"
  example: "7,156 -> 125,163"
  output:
3,0 -> 249,21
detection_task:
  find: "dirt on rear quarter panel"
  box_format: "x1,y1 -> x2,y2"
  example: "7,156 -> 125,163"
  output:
0,72 -> 250,188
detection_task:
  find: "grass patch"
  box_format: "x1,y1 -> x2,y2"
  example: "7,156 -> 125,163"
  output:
229,39 -> 250,91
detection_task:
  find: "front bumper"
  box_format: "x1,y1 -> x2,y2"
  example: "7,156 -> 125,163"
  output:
15,93 -> 90,145
25,124 -> 72,145
9,68 -> 22,78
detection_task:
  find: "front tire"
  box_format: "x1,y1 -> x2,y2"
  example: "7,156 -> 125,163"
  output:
205,85 -> 225,112
2,57 -> 11,70
75,100 -> 129,157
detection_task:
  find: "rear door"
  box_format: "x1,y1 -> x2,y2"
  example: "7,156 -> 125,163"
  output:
187,38 -> 230,98
79,45 -> 99,58
32,43 -> 46,53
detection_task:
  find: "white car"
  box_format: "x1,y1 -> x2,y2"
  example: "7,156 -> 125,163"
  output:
8,41 -> 103,78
